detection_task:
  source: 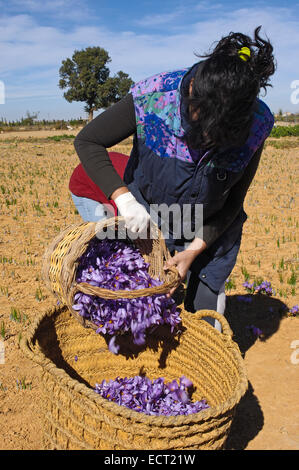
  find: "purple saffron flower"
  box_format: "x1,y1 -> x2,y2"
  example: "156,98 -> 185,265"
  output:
243,281 -> 253,289
289,305 -> 299,316
180,376 -> 193,388
252,326 -> 263,336
237,295 -> 253,303
246,325 -> 263,337
94,376 -> 209,416
108,336 -> 120,354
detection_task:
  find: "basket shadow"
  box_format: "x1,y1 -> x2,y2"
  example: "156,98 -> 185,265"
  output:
101,321 -> 186,369
223,294 -> 288,449
34,309 -> 91,389
224,381 -> 264,450
34,305 -> 186,387
224,293 -> 288,356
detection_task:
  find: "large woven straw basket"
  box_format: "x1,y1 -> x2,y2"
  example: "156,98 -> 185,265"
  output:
42,216 -> 181,330
21,304 -> 248,450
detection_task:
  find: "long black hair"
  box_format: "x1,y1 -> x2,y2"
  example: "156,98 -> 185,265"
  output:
186,26 -> 276,151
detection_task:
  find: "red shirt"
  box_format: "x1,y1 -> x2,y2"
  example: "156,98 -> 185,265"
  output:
69,152 -> 130,216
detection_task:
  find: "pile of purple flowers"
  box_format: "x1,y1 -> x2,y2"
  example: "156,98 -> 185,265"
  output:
94,375 -> 209,416
243,280 -> 274,296
72,238 -> 181,353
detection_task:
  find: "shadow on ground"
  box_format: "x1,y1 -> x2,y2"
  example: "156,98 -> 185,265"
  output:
225,293 -> 288,356
224,293 -> 288,449
225,380 -> 263,450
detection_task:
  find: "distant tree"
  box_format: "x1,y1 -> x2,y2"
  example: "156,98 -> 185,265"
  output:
58,47 -> 134,122
21,111 -> 39,126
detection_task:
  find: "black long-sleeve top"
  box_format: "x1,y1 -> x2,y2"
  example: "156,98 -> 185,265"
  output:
74,93 -> 263,248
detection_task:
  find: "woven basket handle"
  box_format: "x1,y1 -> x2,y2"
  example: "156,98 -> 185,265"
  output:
193,310 -> 233,339
73,216 -> 181,299
74,265 -> 180,299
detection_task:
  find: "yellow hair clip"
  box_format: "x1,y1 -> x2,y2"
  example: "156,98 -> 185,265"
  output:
238,46 -> 251,62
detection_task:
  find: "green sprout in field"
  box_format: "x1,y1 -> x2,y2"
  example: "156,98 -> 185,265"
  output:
16,378 -> 32,390
225,277 -> 236,291
0,321 -> 6,340
0,382 -> 7,392
10,307 -> 30,325
241,266 -> 250,282
0,286 -> 9,297
35,287 -> 45,302
287,271 -> 297,286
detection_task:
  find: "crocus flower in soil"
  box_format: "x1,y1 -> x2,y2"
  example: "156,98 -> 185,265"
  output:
243,281 -> 254,290
243,280 -> 274,296
246,325 -> 263,337
237,295 -> 253,303
72,238 -> 182,353
289,305 -> 299,316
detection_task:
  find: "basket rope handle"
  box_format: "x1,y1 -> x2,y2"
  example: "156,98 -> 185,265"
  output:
73,217 -> 181,299
192,310 -> 233,339
74,265 -> 180,299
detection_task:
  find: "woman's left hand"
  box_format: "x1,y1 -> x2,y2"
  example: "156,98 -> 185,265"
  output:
163,238 -> 207,298
163,251 -> 197,298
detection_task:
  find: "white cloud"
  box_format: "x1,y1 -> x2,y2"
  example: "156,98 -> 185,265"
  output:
135,11 -> 184,27
0,0 -> 85,12
0,0 -> 91,21
134,2 -> 224,28
195,1 -> 223,11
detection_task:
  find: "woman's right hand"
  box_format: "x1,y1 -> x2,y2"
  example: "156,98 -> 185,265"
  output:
114,191 -> 151,234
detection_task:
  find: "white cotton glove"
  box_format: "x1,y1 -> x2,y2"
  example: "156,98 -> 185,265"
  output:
114,192 -> 151,233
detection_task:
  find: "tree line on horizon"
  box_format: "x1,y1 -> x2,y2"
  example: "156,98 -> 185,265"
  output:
0,113 -> 87,131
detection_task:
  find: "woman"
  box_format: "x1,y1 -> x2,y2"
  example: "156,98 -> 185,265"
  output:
70,26 -> 276,330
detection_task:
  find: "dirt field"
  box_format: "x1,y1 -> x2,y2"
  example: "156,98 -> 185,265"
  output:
0,131 -> 298,450
0,128 -> 81,140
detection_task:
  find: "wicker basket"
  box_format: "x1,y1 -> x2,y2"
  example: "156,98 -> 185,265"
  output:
42,216 -> 181,330
21,304 -> 248,450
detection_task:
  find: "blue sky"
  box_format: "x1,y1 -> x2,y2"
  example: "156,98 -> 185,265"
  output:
0,0 -> 298,120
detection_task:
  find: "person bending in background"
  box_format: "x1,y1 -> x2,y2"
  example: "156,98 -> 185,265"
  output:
69,26 -> 276,331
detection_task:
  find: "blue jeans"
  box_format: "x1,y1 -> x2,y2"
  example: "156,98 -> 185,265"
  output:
185,271 -> 226,331
71,193 -> 112,222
